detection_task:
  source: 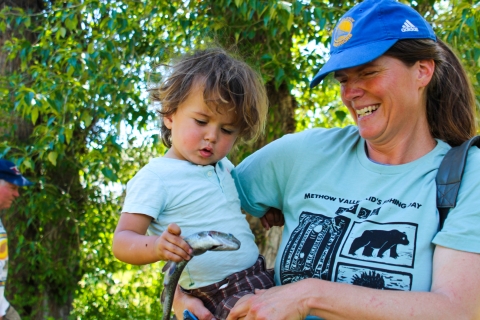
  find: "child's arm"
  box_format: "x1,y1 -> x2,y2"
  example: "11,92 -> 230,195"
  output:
112,213 -> 192,265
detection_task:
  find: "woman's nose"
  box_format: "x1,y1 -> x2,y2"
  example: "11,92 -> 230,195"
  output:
341,82 -> 364,101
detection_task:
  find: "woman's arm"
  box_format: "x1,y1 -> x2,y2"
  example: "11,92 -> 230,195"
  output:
112,213 -> 192,264
228,246 -> 480,320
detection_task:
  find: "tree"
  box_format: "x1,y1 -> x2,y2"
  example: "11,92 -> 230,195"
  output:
0,0 -> 478,318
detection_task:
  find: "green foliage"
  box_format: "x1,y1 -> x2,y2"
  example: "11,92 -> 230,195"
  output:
72,263 -> 164,319
433,0 -> 480,129
0,0 -> 478,318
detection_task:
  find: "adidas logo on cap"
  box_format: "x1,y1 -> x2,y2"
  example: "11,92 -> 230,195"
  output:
401,20 -> 418,32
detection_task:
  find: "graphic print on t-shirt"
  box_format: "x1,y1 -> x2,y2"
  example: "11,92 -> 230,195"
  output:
335,263 -> 412,290
280,203 -> 418,290
280,211 -> 350,284
341,221 -> 417,268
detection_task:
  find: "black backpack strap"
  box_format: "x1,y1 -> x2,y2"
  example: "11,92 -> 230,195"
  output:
436,136 -> 480,230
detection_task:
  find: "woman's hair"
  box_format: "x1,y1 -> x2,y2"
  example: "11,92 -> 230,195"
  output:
384,38 -> 476,146
149,48 -> 268,148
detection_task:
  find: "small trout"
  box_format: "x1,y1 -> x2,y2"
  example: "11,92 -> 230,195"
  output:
161,231 -> 241,320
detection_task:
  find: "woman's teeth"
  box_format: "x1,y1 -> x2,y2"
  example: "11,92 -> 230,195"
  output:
356,105 -> 379,117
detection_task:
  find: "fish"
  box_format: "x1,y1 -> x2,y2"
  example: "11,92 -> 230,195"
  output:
161,231 -> 241,320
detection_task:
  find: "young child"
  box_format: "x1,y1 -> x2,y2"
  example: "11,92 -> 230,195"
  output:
112,48 -> 274,320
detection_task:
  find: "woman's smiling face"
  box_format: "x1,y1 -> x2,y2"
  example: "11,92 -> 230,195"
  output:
334,55 -> 433,146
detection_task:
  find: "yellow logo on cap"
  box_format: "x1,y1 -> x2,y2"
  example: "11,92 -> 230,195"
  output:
333,17 -> 354,47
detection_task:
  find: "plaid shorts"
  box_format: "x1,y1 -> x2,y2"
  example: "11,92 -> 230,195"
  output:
181,255 -> 274,320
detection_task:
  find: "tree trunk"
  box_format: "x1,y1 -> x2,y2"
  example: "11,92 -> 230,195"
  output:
232,81 -> 296,268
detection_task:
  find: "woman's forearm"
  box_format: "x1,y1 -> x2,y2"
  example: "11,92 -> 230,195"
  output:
306,247 -> 480,319
304,279 -> 461,320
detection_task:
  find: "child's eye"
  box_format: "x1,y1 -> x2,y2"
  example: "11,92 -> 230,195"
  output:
221,128 -> 234,135
195,119 -> 207,125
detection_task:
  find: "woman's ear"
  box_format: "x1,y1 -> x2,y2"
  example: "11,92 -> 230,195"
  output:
417,59 -> 435,88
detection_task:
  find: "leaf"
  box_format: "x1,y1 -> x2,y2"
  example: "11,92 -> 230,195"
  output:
287,12 -> 294,30
24,16 -> 31,28
65,126 -> 73,144
23,159 -> 34,170
65,16 -> 77,30
48,151 -> 58,166
335,110 -> 347,122
81,111 -> 93,128
31,108 -> 39,124
59,27 -> 66,38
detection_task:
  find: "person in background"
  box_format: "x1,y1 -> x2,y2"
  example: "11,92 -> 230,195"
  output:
112,48 -> 274,320
0,159 -> 33,320
174,0 -> 480,319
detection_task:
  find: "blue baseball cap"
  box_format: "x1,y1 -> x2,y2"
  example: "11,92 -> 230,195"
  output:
0,159 -> 33,187
310,0 -> 436,88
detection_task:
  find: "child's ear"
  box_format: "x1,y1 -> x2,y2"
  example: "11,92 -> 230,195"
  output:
163,116 -> 173,129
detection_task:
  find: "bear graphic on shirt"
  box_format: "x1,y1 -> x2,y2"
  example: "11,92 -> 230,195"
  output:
348,229 -> 409,258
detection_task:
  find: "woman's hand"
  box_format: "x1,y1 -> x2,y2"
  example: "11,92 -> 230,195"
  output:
172,285 -> 215,320
260,208 -> 285,230
227,283 -> 309,320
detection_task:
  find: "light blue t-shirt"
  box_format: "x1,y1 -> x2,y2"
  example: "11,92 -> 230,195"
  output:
122,157 -> 259,289
233,126 -> 480,319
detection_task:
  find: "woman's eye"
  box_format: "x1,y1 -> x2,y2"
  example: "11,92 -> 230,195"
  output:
363,71 -> 377,77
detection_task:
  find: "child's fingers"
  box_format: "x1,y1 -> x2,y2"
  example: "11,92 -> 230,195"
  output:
157,229 -> 193,261
166,223 -> 193,254
259,216 -> 271,230
264,208 -> 285,227
157,237 -> 191,262
167,223 -> 181,236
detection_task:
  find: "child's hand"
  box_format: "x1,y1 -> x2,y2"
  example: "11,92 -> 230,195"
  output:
155,223 -> 193,262
260,207 -> 285,230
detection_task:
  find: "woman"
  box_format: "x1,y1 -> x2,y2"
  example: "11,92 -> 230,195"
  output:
174,0 -> 480,319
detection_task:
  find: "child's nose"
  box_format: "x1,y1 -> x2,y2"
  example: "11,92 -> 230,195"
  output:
204,128 -> 217,142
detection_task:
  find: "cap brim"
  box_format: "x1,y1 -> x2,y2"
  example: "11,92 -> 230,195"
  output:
310,39 -> 398,88
0,174 -> 33,186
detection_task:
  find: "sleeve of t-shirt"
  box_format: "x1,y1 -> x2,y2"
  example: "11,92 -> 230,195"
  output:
121,164 -> 167,219
232,132 -> 304,218
433,147 -> 480,253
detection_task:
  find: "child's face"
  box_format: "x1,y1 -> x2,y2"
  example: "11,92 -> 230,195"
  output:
163,82 -> 239,165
